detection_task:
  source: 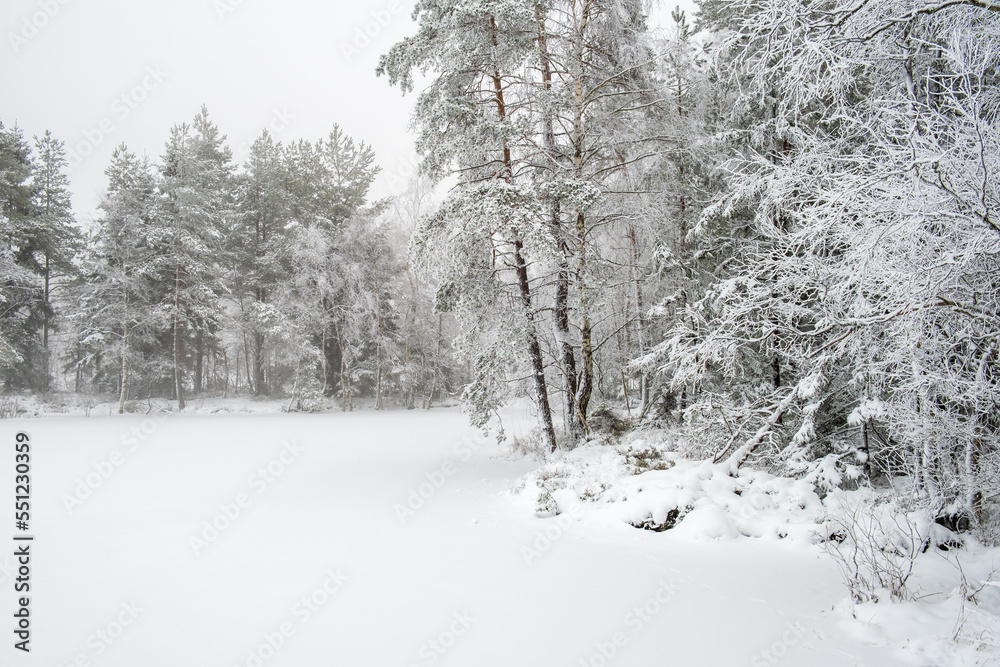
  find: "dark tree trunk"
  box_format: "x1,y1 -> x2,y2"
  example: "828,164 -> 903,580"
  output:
195,330 -> 204,394
575,210 -> 594,431
173,259 -> 185,411
42,252 -> 50,391
490,14 -> 557,452
513,237 -> 558,452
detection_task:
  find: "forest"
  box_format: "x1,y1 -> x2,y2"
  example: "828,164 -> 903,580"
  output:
2,0 -> 998,550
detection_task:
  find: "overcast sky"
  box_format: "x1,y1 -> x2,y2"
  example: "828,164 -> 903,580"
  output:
2,0 -> 697,225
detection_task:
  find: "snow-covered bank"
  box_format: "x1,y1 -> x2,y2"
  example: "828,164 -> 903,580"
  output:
0,409 -> 996,665
516,434 -> 1000,665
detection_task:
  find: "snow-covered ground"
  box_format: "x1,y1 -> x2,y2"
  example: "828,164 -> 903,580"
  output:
1,405 -> 997,666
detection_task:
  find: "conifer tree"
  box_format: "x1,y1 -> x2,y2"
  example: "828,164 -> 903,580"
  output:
31,130 -> 80,388
158,106 -> 234,409
72,145 -> 159,410
231,130 -> 292,395
0,123 -> 44,389
380,0 -> 559,449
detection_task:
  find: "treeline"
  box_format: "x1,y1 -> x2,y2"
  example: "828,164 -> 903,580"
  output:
379,0 -> 999,533
0,108 -> 461,411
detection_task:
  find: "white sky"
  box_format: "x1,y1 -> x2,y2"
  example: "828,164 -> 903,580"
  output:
1,0 -> 697,224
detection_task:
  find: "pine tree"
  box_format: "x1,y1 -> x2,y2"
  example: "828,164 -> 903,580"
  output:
158,106 -> 234,409
231,130 -> 293,396
0,123 -> 44,390
280,127 -> 383,405
30,130 -> 80,389
71,145 -> 159,410
627,7 -> 721,421
380,0 -> 559,449
532,0 -> 663,435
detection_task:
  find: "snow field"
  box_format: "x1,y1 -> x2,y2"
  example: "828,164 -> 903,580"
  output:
0,408 -> 996,666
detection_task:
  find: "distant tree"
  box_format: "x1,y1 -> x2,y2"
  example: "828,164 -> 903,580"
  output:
230,130 -> 292,396
386,175 -> 461,409
158,106 -> 234,409
278,126 -> 384,405
30,130 -> 81,388
0,123 -> 44,390
71,145 -> 160,411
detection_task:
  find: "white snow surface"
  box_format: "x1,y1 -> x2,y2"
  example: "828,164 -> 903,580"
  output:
1,404 -> 997,666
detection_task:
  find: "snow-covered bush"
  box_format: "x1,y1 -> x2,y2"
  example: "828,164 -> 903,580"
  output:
820,491 -> 931,603
515,438 -> 825,541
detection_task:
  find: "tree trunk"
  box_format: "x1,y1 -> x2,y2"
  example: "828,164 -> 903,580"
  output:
118,344 -> 129,415
242,333 -> 255,395
334,317 -> 352,411
513,237 -> 558,453
555,240 -> 580,434
118,307 -> 129,414
575,210 -> 593,431
426,313 -> 443,410
375,306 -> 384,410
491,13 -> 557,451
966,347 -> 994,522
252,331 -> 265,396
195,330 -> 204,394
321,299 -> 332,395
569,4 -> 594,433
861,421 -> 871,479
628,222 -> 648,410
252,286 -> 266,395
42,252 -> 50,391
967,430 -> 983,523
723,388 -> 799,473
173,259 -> 185,411
536,8 -> 581,438
74,343 -> 81,393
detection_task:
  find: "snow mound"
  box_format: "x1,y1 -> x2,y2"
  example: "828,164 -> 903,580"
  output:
514,437 -> 824,543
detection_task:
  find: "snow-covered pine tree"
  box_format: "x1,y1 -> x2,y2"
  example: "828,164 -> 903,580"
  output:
30,130 -> 80,389
531,0 -> 663,436
379,0 -> 560,449
280,128 -> 384,406
158,106 -> 235,409
230,130 -> 293,396
70,145 -> 160,410
628,7 -> 721,421
529,0 -> 712,437
0,123 -> 45,390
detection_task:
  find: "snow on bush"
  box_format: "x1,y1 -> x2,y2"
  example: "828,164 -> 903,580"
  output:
819,490 -> 931,603
513,434 -> 824,542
